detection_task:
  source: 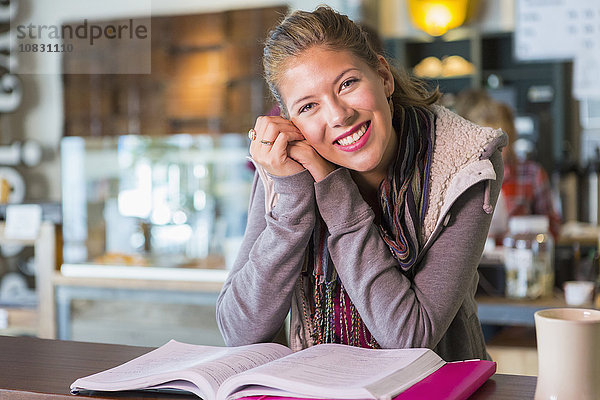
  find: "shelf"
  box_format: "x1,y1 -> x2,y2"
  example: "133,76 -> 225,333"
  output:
482,67 -> 560,82
419,75 -> 474,80
421,76 -> 476,94
0,307 -> 38,336
60,264 -> 229,285
0,225 -> 37,245
53,270 -> 225,341
476,294 -> 586,327
387,26 -> 480,43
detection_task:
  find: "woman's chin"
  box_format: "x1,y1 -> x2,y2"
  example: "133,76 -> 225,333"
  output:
343,158 -> 382,175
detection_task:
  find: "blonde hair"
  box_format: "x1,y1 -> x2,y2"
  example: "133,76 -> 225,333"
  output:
263,6 -> 440,119
454,89 -> 498,126
454,88 -> 517,163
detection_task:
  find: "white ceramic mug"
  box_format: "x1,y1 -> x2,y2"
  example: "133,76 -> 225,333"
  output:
534,308 -> 600,400
563,281 -> 595,306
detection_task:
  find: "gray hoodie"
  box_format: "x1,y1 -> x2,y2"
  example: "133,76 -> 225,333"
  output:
217,106 -> 506,362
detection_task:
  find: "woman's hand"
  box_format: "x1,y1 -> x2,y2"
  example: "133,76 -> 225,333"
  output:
250,116 -> 306,177
288,141 -> 335,182
250,116 -> 335,181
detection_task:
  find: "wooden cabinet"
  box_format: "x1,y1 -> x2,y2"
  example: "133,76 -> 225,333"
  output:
62,6 -> 286,137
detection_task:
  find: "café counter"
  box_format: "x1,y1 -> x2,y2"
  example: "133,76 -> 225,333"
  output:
0,335 -> 537,399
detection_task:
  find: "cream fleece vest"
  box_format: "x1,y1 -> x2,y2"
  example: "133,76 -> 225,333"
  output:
422,105 -> 505,242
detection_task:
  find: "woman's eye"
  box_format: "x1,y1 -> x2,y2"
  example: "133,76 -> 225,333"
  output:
299,103 -> 315,114
340,78 -> 358,90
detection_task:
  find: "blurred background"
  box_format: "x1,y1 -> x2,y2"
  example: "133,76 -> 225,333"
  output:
0,0 -> 598,378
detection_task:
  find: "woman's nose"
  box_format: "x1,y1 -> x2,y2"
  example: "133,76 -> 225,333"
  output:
326,98 -> 354,128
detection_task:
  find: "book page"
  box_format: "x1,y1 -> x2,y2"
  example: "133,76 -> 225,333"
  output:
218,344 -> 444,400
226,385 -> 325,399
70,340 -> 291,399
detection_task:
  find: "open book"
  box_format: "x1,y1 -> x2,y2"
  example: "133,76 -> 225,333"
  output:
70,340 -> 495,400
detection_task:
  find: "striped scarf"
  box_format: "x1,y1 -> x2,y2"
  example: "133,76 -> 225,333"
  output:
301,105 -> 436,347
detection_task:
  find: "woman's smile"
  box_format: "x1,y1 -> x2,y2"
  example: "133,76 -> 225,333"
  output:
334,120 -> 371,151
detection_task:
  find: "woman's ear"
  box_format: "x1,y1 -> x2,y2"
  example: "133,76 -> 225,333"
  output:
377,55 -> 395,98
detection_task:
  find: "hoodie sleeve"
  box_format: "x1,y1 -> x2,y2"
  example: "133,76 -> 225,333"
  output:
216,169 -> 316,346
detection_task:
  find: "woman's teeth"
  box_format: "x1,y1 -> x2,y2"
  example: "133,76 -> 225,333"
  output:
337,122 -> 369,146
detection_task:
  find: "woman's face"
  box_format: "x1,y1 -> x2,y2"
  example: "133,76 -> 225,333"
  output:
279,46 -> 396,179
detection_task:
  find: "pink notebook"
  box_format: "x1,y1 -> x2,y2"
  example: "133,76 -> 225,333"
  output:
395,360 -> 496,399
238,360 -> 496,400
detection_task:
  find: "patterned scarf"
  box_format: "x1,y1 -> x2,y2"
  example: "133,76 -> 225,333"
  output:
301,105 -> 436,347
378,105 -> 436,271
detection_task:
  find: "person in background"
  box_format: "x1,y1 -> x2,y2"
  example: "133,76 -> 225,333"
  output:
217,6 -> 506,362
454,89 -> 561,239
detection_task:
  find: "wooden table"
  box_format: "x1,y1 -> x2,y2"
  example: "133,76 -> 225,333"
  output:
0,335 -> 537,399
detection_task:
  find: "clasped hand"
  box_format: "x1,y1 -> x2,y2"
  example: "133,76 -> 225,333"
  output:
249,116 -> 335,182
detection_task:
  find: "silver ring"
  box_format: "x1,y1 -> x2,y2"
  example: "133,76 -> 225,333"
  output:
260,139 -> 274,145
248,129 -> 256,141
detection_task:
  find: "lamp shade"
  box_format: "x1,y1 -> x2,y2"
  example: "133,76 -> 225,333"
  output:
408,0 -> 474,36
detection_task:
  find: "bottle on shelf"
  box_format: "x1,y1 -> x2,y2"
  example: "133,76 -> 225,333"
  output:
581,146 -> 600,225
503,215 -> 554,299
595,252 -> 600,309
552,148 -> 579,223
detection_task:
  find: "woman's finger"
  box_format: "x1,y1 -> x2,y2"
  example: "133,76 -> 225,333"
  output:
250,128 -> 303,157
288,141 -> 335,182
250,116 -> 303,156
255,116 -> 303,142
270,130 -> 301,155
249,115 -> 307,176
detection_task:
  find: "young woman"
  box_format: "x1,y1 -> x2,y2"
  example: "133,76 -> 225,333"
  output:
216,6 -> 506,362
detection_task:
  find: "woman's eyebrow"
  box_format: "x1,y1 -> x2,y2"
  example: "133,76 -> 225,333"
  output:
290,94 -> 314,111
332,68 -> 359,85
290,68 -> 360,111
